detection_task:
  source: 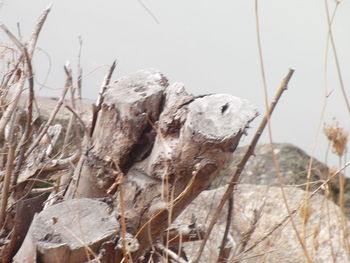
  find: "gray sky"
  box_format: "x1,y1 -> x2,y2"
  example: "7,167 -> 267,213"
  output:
1,0 -> 350,169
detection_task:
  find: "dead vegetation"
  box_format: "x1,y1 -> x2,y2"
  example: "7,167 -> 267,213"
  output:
0,4 -> 349,263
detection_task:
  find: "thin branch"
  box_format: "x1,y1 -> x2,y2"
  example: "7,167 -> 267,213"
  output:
90,60 -> 117,137
254,0 -> 310,260
77,36 -> 83,102
234,205 -> 264,258
27,5 -> 51,58
0,5 -> 50,139
137,0 -> 160,24
30,186 -> 55,194
0,24 -> 25,51
193,69 -> 294,263
302,0 -> 339,252
217,195 -> 233,263
118,173 -> 130,262
64,105 -> 88,135
0,25 -> 27,139
12,46 -> 35,182
24,65 -> 70,158
60,66 -> 82,157
155,243 -> 188,263
0,110 -> 17,229
324,0 -> 350,115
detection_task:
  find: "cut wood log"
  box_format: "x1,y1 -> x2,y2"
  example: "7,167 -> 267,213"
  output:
13,198 -> 120,263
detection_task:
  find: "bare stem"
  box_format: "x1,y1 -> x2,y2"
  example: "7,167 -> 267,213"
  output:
193,69 -> 294,263
0,111 -> 17,229
90,60 -> 117,137
24,65 -> 70,158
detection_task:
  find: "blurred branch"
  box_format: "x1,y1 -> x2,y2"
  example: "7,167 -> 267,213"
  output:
137,0 -> 160,24
64,105 -> 88,135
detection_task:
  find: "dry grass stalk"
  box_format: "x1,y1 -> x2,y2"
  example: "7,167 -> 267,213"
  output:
324,0 -> 350,116
0,111 -> 16,229
323,121 -> 350,259
24,65 -> 70,158
193,69 -> 294,263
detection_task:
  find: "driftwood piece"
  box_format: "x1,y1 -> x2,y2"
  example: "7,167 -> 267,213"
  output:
17,70 -> 257,262
13,198 -> 120,263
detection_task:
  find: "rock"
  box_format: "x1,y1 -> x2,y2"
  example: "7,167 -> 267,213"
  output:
211,143 -> 350,217
176,184 -> 350,263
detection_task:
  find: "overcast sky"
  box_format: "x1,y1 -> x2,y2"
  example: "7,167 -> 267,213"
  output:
1,0 -> 350,169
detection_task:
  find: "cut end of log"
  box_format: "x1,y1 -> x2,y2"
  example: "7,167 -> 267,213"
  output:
13,199 -> 120,262
104,69 -> 168,106
187,94 -> 258,141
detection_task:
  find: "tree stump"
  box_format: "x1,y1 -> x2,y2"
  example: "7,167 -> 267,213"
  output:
15,69 -> 258,262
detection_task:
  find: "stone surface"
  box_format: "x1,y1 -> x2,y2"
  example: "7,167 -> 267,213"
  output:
211,143 -> 350,217
176,184 -> 350,263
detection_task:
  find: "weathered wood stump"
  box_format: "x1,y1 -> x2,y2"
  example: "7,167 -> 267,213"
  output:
15,69 -> 257,262
13,199 -> 120,263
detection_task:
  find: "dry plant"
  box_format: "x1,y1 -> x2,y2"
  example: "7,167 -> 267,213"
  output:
324,120 -> 348,158
1,2 -> 350,263
0,7 -> 90,262
324,121 -> 350,259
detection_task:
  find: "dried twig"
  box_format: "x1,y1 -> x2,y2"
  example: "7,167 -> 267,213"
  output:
26,5 -> 51,58
137,0 -> 160,24
155,243 -> 188,263
193,69 -> 294,263
77,36 -> 83,102
234,206 -> 264,258
24,65 -> 70,158
0,24 -> 37,187
118,173 -> 131,262
0,5 -> 50,140
324,0 -> 350,115
12,46 -> 35,184
60,65 -> 82,157
217,195 -> 233,263
30,187 -> 55,194
0,49 -> 25,140
90,60 -> 117,137
64,105 -> 88,135
0,111 -> 17,229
